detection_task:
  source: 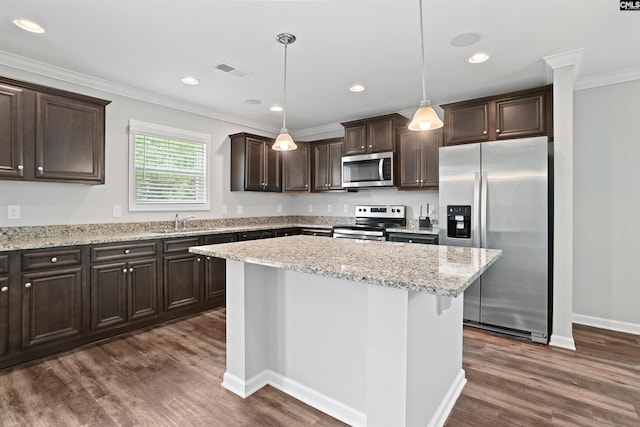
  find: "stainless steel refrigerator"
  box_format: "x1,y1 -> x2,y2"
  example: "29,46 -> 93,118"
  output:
438,137 -> 551,343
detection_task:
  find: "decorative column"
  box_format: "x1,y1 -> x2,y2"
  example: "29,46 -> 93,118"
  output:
543,48 -> 584,350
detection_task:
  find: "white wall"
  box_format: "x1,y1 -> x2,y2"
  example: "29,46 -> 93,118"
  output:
573,79 -> 640,331
0,68 -> 439,227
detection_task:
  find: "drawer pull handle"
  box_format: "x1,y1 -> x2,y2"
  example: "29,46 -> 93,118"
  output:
1,286 -> 8,292
124,249 -> 130,254
24,282 -> 32,288
50,257 -> 58,263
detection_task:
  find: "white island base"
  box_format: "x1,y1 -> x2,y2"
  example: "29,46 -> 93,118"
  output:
222,260 -> 465,427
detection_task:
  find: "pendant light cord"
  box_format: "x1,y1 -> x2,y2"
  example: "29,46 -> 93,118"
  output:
282,42 -> 288,130
419,0 -> 426,102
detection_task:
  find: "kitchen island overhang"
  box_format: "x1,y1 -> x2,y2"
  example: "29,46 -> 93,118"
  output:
190,236 -> 501,427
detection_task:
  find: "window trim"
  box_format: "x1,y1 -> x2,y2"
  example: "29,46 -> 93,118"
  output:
128,119 -> 211,212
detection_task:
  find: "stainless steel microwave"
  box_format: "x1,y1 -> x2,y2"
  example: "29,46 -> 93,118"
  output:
341,152 -> 394,188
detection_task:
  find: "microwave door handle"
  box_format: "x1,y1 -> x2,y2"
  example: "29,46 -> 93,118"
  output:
379,158 -> 384,180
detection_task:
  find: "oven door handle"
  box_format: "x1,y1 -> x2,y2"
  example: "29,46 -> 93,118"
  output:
333,229 -> 384,237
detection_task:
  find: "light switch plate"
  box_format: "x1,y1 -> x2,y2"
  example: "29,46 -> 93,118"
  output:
327,204 -> 332,213
237,205 -> 243,214
308,204 -> 313,213
277,204 -> 282,213
112,205 -> 122,217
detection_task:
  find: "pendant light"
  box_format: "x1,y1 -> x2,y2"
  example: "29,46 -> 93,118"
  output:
272,33 -> 298,151
408,0 -> 443,131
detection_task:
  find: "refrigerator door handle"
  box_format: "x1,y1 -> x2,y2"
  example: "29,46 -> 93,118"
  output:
473,172 -> 481,247
481,172 -> 488,248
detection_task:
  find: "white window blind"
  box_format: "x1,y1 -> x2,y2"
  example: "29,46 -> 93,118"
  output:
128,120 -> 210,211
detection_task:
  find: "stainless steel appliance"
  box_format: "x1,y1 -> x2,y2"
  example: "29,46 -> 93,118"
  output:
439,137 -> 551,343
333,205 -> 405,241
341,152 -> 394,188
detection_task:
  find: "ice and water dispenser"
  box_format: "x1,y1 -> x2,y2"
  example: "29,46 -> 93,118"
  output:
446,205 -> 471,239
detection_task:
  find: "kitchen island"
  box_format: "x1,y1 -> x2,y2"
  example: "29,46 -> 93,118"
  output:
190,236 -> 501,426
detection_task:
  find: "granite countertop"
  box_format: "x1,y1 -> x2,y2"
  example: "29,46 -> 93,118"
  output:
0,223 -> 333,252
190,235 -> 501,297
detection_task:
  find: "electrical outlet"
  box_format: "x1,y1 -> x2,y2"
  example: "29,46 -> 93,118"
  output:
8,205 -> 20,220
237,205 -> 243,214
344,204 -> 349,213
277,204 -> 282,213
327,204 -> 332,213
222,205 -> 228,214
308,204 -> 313,213
112,205 -> 122,218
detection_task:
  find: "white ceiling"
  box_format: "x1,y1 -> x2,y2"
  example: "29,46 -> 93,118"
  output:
1,0 -> 639,134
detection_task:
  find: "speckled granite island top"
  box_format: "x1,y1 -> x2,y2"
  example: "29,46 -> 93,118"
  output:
190,235 -> 501,297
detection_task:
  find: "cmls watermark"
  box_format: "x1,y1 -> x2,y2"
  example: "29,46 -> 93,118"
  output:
620,1 -> 640,10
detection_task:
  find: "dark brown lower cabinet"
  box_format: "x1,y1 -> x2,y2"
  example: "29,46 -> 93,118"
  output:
203,234 -> 236,307
0,277 -> 9,356
21,266 -> 83,349
90,257 -> 158,332
163,253 -> 203,312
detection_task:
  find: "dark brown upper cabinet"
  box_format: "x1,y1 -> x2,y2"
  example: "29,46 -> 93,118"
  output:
397,127 -> 443,189
341,113 -> 409,155
312,137 -> 343,192
282,142 -> 310,192
0,76 -> 110,184
442,85 -> 552,146
230,132 -> 282,192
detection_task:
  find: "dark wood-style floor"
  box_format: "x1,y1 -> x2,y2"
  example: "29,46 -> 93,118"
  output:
1,308 -> 638,426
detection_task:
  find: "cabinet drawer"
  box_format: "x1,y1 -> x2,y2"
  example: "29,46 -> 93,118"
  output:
22,248 -> 82,271
0,254 -> 8,274
162,237 -> 202,254
204,233 -> 236,245
237,230 -> 275,241
91,241 -> 157,263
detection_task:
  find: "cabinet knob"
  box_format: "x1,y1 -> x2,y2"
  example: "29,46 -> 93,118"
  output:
361,146 -> 365,149
17,165 -> 24,170
409,240 -> 413,243
369,145 -> 372,148
197,257 -> 201,262
416,180 -> 419,183
206,256 -> 211,260
24,282 -> 32,288
129,267 -> 134,272
482,130 -> 487,135
37,166 -> 44,174
123,268 -> 128,273
1,286 -> 8,292
496,129 -> 501,133
124,249 -> 130,254
50,257 -> 58,263
420,180 -> 424,183
305,184 -> 308,188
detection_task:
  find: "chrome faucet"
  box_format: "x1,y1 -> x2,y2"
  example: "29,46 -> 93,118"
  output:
174,214 -> 195,230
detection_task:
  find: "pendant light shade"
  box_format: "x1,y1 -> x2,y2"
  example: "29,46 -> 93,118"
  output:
408,0 -> 443,132
272,33 -> 297,151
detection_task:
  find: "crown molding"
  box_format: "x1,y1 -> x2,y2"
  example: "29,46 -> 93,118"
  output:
0,50 -> 278,134
575,66 -> 640,91
543,48 -> 585,79
291,123 -> 343,139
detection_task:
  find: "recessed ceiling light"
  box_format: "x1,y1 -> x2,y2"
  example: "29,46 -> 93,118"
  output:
13,19 -> 44,33
350,84 -> 366,93
181,76 -> 199,85
450,32 -> 481,47
468,53 -> 490,64
244,99 -> 262,105
270,105 -> 283,112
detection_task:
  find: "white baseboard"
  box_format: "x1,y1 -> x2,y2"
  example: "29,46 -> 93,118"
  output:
573,313 -> 640,336
428,369 -> 467,427
223,370 -> 366,427
549,334 -> 576,351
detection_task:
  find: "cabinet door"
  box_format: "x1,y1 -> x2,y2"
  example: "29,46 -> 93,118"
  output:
312,143 -> 329,191
203,233 -> 235,307
90,262 -> 127,331
264,143 -> 282,192
421,128 -> 443,187
368,119 -> 394,152
283,143 -> 309,192
128,258 -> 158,322
244,138 -> 266,191
343,124 -> 367,155
397,130 -> 422,188
22,267 -> 83,348
495,94 -> 546,140
0,84 -> 25,179
35,92 -> 104,183
328,141 -> 344,190
0,277 -> 8,356
444,103 -> 490,145
163,254 -> 203,312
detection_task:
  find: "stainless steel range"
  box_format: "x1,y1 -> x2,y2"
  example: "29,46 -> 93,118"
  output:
333,205 -> 406,241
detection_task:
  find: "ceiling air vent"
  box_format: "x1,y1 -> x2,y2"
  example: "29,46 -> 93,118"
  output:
213,62 -> 249,78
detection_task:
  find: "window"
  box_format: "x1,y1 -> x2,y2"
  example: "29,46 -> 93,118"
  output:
129,120 -> 210,211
